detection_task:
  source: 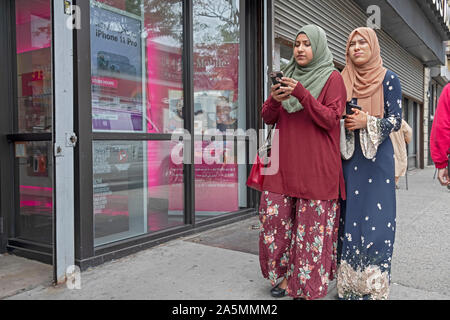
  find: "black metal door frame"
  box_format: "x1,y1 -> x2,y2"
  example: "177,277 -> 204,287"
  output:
0,0 -> 265,264
0,0 -> 54,263
0,0 -> 15,254
73,0 -> 264,270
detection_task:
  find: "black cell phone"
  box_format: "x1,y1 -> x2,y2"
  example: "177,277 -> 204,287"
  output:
270,71 -> 285,95
270,71 -> 284,86
346,102 -> 362,115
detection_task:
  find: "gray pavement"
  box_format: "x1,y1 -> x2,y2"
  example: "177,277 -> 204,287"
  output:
0,254 -> 52,299
2,167 -> 450,300
391,168 -> 450,297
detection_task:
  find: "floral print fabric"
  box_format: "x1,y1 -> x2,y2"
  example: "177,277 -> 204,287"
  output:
259,192 -> 295,286
259,191 -> 340,300
286,199 -> 340,300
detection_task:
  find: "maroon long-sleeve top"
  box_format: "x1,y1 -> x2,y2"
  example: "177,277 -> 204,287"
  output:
261,71 -> 347,201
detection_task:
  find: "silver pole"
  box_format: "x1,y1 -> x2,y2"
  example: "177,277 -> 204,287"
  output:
53,0 -> 76,285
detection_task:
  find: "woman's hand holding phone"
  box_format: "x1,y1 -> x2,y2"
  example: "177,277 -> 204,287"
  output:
271,83 -> 290,102
271,77 -> 298,102
344,108 -> 368,131
280,77 -> 298,95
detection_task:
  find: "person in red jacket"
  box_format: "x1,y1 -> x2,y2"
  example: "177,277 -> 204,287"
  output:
430,83 -> 450,187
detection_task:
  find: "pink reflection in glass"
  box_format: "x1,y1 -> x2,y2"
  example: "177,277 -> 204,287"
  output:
20,185 -> 52,192
146,39 -> 183,134
19,185 -> 53,211
16,0 -> 51,54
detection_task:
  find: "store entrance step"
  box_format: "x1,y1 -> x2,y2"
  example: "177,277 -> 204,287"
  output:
185,216 -> 259,256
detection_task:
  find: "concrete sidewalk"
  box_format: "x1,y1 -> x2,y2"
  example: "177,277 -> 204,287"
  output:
0,254 -> 52,299
3,167 -> 450,300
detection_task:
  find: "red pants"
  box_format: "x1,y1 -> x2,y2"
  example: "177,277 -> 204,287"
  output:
259,191 -> 340,300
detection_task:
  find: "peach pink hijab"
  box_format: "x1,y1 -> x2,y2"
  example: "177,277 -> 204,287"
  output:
341,28 -> 387,118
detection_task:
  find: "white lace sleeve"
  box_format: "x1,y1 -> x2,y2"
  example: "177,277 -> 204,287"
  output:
360,115 -> 382,160
340,119 -> 355,160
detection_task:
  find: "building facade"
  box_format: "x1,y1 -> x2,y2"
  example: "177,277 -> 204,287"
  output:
270,0 -> 450,170
0,0 -> 448,283
0,0 -> 266,282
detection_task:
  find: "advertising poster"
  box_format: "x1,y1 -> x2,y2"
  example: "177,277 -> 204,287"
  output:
145,40 -> 240,214
193,43 -> 240,213
90,4 -> 144,132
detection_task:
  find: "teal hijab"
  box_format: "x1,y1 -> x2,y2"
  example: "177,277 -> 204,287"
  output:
282,25 -> 336,114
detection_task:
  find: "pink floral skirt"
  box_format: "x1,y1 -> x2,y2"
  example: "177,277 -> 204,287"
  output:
259,191 -> 340,300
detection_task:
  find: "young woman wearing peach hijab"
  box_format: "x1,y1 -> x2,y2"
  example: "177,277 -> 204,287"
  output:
337,27 -> 402,300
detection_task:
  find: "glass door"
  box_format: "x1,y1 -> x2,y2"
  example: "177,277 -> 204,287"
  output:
192,0 -> 248,221
89,0 -> 186,247
9,0 -> 53,249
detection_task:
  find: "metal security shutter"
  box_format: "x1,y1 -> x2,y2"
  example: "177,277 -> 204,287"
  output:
274,0 -> 424,102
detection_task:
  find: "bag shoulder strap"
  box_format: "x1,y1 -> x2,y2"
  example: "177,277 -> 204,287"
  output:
265,124 -> 276,141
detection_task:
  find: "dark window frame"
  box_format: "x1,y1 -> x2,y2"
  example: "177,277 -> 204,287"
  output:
0,0 -> 15,253
0,0 -> 55,263
0,0 -> 263,267
73,0 -> 263,270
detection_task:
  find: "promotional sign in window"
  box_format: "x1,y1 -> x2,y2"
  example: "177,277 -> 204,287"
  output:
192,0 -> 242,217
90,2 -> 145,132
89,0 -> 245,245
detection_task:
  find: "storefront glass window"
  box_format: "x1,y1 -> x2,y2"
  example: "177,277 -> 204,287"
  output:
14,0 -> 53,245
93,140 -> 184,246
90,0 -> 250,244
193,0 -> 247,220
90,0 -> 186,246
16,141 -> 53,244
90,0 -> 183,134
278,39 -> 292,70
16,0 -> 52,133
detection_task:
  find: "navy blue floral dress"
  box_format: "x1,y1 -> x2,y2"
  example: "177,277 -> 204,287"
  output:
337,70 -> 402,300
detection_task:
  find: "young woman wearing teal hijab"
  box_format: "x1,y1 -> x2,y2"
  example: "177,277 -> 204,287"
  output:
259,25 -> 347,300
